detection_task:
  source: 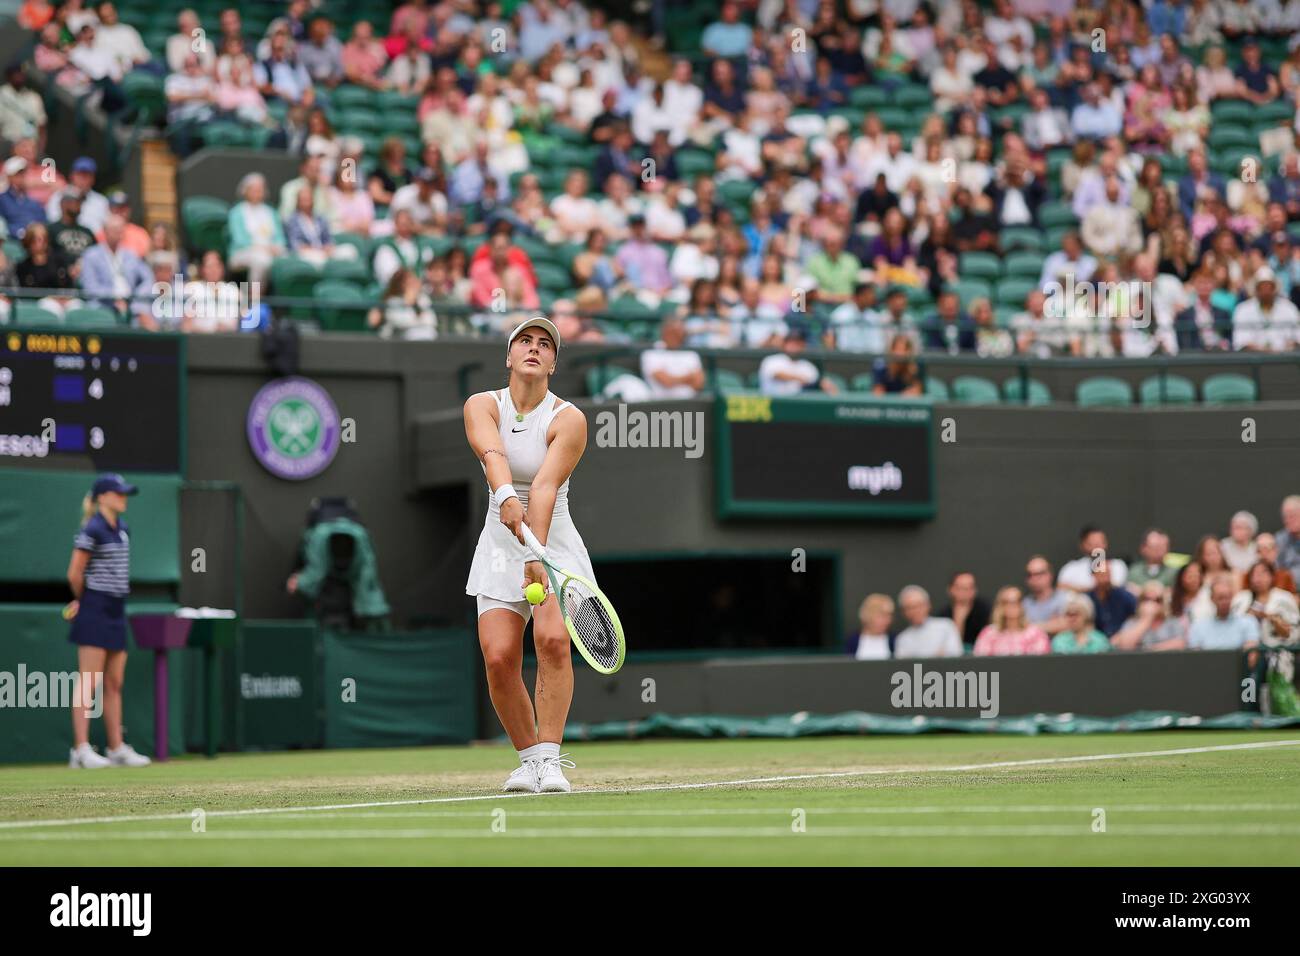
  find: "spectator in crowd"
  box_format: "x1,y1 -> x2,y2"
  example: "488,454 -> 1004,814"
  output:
846,593 -> 895,660
1274,495 -> 1300,578
923,289 -> 977,353
1221,510 -> 1259,574
49,190 -> 96,263
135,251 -> 181,331
973,586 -> 1050,656
93,2 -> 150,77
1256,533 -> 1297,593
1172,559 -> 1215,625
639,315 -> 704,400
549,296 -> 604,345
166,10 -> 213,73
894,585 -> 963,659
1059,526 -> 1129,591
1023,555 -> 1069,635
0,64 -> 47,148
254,26 -> 314,107
1127,528 -> 1179,593
1088,559 -> 1137,638
939,571 -> 991,650
96,192 -> 148,257
68,23 -> 127,113
372,208 -> 427,287
758,327 -> 838,396
298,15 -> 344,89
0,156 -> 44,239
367,267 -> 436,340
731,276 -> 787,348
79,215 -> 150,314
870,332 -> 923,396
15,221 -> 79,316
1188,573 -> 1259,651
614,214 -> 672,301
285,184 -> 347,265
328,165 -> 376,238
183,249 -> 243,333
226,172 -> 285,285
1039,231 -> 1097,289
1231,560 -> 1300,647
469,231 -> 538,312
341,21 -> 389,90
1052,594 -> 1113,654
1177,148 -> 1226,222
390,166 -> 449,235
1112,581 -> 1188,651
1193,533 -> 1237,587
1233,267 -> 1300,352
45,157 -> 109,233
1175,268 -> 1232,350
1082,176 -> 1143,257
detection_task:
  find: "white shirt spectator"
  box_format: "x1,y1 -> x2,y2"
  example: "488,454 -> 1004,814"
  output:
95,21 -> 149,73
46,187 -> 110,233
758,351 -> 820,396
894,617 -> 963,658
730,300 -> 786,347
831,301 -> 889,353
1058,556 -> 1128,591
639,342 -> 703,399
1232,296 -> 1300,352
389,184 -> 448,228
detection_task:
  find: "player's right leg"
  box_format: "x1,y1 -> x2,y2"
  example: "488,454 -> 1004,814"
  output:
70,645 -> 110,769
477,601 -> 540,792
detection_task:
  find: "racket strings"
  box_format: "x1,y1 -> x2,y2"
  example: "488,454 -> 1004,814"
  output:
561,579 -> 620,671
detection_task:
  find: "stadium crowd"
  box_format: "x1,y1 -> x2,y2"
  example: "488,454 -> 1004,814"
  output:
1,0 -> 1300,356
846,494 -> 1300,659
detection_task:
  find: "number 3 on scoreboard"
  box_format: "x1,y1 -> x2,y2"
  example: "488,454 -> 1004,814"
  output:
725,395 -> 772,422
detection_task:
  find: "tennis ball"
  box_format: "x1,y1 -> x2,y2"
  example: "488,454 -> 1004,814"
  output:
62,602 -> 77,620
525,582 -> 546,605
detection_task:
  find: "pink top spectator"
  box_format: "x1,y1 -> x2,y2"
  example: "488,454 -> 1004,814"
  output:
973,625 -> 1051,656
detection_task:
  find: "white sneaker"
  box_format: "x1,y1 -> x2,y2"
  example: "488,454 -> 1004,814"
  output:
106,743 -> 152,767
503,760 -> 540,793
69,744 -> 110,769
537,753 -> 576,793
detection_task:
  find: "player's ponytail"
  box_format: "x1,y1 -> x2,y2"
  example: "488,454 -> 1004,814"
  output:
80,494 -> 95,523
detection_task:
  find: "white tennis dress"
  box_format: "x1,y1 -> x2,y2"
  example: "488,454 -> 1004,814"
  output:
465,387 -> 597,604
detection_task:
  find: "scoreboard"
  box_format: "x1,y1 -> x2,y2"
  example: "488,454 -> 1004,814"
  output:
714,392 -> 936,520
0,328 -> 184,473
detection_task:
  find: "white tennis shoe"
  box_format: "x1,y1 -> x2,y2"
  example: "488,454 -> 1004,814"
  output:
503,759 -> 541,793
537,753 -> 576,793
106,743 -> 152,767
69,743 -> 110,769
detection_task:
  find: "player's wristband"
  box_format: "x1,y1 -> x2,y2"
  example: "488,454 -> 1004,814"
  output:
493,483 -> 519,508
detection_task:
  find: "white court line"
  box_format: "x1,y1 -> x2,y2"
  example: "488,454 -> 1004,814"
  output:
230,802 -> 1300,821
4,824 -> 1300,842
0,737 -> 1296,832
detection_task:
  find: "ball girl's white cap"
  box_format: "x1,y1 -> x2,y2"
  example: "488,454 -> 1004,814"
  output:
507,314 -> 561,353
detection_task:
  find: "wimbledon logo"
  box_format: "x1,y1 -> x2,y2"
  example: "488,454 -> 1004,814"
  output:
246,377 -> 340,480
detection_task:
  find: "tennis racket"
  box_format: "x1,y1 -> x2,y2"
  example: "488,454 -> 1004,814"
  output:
518,523 -> 626,675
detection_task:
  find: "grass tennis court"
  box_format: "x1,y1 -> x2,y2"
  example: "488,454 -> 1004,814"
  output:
1,731 -> 1298,866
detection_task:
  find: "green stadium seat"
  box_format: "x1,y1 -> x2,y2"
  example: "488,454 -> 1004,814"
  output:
322,258 -> 372,287
1139,374 -> 1197,405
338,109 -> 381,134
949,278 -> 992,307
1206,125 -> 1256,152
822,371 -> 848,393
334,232 -> 375,262
850,372 -> 877,392
717,179 -> 753,207
374,90 -> 420,113
1038,201 -> 1078,229
1002,376 -> 1052,405
1209,99 -> 1254,124
849,86 -> 888,109
181,199 -> 230,256
951,375 -> 1001,404
1076,376 -> 1133,407
924,376 -> 950,400
1201,373 -> 1257,404
330,85 -> 375,111
201,120 -> 254,148
1003,252 -> 1045,279
270,257 -> 323,301
999,227 -> 1045,253
709,368 -> 746,392
381,112 -> 421,136
894,85 -> 934,110
585,364 -> 639,398
122,72 -> 166,125
996,278 -> 1038,309
958,252 -> 1000,280
533,261 -> 575,293
314,281 -> 372,333
675,148 -> 716,179
64,307 -> 121,328
874,107 -> 910,132
14,302 -> 63,326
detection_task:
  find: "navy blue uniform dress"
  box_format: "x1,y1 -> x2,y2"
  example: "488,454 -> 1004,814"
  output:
68,513 -> 131,651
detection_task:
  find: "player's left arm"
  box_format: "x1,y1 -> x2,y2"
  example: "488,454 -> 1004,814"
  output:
526,405 -> 588,546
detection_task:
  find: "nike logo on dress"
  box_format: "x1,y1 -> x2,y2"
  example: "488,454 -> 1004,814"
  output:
512,427 -> 527,433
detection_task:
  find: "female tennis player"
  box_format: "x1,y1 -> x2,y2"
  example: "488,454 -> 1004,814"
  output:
464,314 -> 592,793
65,473 -> 152,768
